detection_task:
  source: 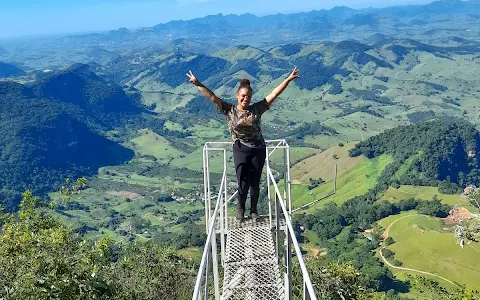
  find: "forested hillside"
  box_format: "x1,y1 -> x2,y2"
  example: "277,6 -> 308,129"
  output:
0,66 -> 158,210
0,61 -> 25,78
349,119 -> 480,190
295,118 -> 480,296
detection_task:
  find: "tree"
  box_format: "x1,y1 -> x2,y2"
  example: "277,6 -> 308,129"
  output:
293,257 -> 375,299
0,189 -> 196,299
403,275 -> 480,299
384,237 -> 394,246
0,191 -> 114,299
465,186 -> 480,211
416,197 -> 451,218
382,249 -> 394,259
108,242 -> 194,300
455,187 -> 480,247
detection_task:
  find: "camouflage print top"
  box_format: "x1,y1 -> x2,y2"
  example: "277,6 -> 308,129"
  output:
217,99 -> 269,148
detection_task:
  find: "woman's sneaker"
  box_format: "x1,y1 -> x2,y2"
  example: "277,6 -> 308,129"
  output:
250,213 -> 260,222
236,209 -> 244,221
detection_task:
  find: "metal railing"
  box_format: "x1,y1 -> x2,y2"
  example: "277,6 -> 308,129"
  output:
192,140 -> 318,300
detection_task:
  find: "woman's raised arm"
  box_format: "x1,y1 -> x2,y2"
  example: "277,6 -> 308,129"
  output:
186,70 -> 223,108
265,67 -> 300,107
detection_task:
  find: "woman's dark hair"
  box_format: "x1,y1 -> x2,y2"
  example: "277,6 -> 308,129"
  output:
237,79 -> 252,93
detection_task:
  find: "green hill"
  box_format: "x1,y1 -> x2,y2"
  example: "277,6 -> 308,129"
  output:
30,64 -> 143,113
112,37 -> 480,157
0,66 -> 149,210
349,118 -> 480,188
291,142 -> 365,184
378,212 -> 480,292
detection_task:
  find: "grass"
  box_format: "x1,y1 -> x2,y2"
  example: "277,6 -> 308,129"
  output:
164,121 -> 184,131
212,46 -> 265,62
377,210 -> 419,229
303,135 -> 345,149
170,147 -> 231,173
290,154 -> 393,212
189,121 -> 226,139
300,230 -> 326,257
269,146 -> 322,167
304,230 -> 321,246
290,142 -> 365,184
131,129 -> 184,162
378,212 -> 480,291
379,185 -> 473,209
177,247 -> 203,263
323,112 -> 402,141
394,154 -> 421,179
389,269 -> 459,299
98,170 -> 197,190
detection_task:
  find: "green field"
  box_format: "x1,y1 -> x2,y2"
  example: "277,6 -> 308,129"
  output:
50,186 -> 204,242
131,129 -> 184,162
380,185 -> 472,209
269,146 -> 322,167
300,230 -> 326,257
323,112 -> 404,141
378,212 -> 480,291
178,247 -> 203,263
303,135 -> 345,149
290,142 -> 365,184
291,154 -> 393,211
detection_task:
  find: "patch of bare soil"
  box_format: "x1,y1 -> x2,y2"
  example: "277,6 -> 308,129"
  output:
444,206 -> 471,225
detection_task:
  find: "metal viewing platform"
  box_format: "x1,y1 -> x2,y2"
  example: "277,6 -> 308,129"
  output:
192,140 -> 318,300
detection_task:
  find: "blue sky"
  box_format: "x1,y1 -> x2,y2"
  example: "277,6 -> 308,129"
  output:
1,0 -> 434,38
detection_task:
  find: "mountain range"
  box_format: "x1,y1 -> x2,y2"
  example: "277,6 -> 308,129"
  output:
1,0 -> 480,73
39,0 -> 480,48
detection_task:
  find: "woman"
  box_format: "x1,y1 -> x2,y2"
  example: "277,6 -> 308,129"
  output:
186,67 -> 300,221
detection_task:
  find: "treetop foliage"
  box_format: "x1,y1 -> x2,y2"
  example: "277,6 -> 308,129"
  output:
0,190 -> 195,300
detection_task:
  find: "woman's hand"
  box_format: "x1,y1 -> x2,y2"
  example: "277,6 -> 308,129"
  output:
287,66 -> 300,82
265,67 -> 300,105
186,70 -> 201,86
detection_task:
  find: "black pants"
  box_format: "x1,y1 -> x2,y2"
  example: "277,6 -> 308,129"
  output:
232,140 -> 266,214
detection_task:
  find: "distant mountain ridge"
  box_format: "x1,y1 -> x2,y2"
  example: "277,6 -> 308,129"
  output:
56,0 -> 480,49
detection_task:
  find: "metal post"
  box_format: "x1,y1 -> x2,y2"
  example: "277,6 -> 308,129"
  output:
268,169 -> 318,300
203,255 -> 209,300
192,175 -> 226,300
285,141 -> 293,299
224,149 -> 229,233
220,150 -> 226,266
206,148 -> 211,227
303,279 -> 311,300
286,144 -> 292,215
283,146 -> 287,212
275,195 -> 281,264
203,147 -> 209,232
266,147 -> 273,230
334,162 -> 337,193
211,213 -> 220,300
285,227 -> 292,300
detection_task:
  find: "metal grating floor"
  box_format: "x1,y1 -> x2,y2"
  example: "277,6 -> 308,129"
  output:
222,217 -> 284,300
